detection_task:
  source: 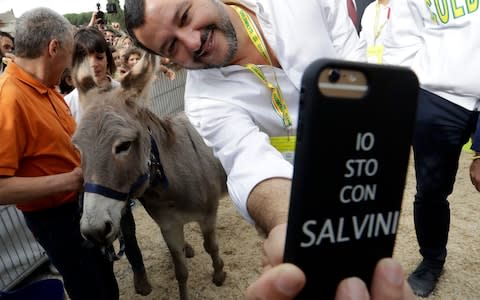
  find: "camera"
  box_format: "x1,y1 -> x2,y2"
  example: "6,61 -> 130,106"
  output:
96,3 -> 118,25
327,68 -> 341,83
96,3 -> 105,25
106,3 -> 117,14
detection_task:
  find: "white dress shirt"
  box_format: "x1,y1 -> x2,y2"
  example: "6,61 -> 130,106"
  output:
185,0 -> 365,222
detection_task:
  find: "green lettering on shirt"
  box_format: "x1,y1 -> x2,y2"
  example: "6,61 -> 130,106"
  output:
428,0 -> 478,23
452,0 -> 466,17
425,0 -> 438,22
467,0 -> 479,13
434,0 -> 450,23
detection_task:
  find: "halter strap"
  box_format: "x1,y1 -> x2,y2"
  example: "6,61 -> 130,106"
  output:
83,127 -> 168,202
84,173 -> 150,201
148,127 -> 168,187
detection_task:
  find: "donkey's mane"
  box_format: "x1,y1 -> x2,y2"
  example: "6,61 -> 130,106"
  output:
138,107 -> 176,147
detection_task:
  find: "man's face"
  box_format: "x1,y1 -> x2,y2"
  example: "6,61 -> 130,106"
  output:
104,31 -> 114,45
133,0 -> 238,69
0,36 -> 14,57
50,33 -> 74,87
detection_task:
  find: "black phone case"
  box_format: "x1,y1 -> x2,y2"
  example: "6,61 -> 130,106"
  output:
284,59 -> 419,299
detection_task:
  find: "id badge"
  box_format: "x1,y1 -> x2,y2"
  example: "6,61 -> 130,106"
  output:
367,45 -> 385,64
270,136 -> 296,164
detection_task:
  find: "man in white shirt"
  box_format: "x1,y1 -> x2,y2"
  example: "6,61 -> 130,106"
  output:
356,0 -> 375,24
124,0 -> 414,298
346,0 -> 375,32
359,0 -> 391,64
384,1 -> 480,297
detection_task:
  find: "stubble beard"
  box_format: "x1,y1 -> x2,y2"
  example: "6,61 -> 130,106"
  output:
194,0 -> 238,69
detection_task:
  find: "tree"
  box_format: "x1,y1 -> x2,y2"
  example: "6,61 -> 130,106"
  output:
64,12 -> 93,27
105,0 -> 125,30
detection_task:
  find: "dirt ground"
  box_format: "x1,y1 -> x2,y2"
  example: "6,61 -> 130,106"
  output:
114,150 -> 480,300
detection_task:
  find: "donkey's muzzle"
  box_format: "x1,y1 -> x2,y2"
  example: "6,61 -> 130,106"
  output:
81,220 -> 115,245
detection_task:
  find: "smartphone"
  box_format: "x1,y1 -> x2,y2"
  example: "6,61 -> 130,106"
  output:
284,59 -> 419,299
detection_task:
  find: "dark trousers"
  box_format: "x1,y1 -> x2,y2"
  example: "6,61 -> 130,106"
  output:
121,204 -> 146,273
22,201 -> 119,300
413,89 -> 478,264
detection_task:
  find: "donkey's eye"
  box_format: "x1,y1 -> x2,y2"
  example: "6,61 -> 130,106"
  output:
115,141 -> 132,154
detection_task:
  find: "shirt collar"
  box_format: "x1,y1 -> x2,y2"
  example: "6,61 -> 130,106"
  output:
5,62 -> 51,95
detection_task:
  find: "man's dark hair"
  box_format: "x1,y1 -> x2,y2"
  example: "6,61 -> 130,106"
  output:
124,0 -> 159,55
72,27 -> 116,75
0,31 -> 14,42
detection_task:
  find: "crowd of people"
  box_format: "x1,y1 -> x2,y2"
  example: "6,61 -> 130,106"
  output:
0,0 -> 479,299
87,12 -> 177,81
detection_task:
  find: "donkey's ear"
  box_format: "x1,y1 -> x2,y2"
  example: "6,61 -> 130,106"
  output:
120,53 -> 157,107
71,58 -> 96,109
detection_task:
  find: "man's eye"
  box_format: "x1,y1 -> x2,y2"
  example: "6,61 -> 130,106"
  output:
181,10 -> 189,26
168,39 -> 177,56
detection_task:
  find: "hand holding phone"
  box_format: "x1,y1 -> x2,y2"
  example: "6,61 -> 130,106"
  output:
284,59 -> 419,299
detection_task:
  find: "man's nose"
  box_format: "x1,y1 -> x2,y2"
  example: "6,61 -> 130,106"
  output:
177,29 -> 202,53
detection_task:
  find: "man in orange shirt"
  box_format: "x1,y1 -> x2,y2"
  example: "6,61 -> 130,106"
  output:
0,8 -> 118,300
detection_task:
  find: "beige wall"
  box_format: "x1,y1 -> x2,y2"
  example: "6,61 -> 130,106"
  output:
0,9 -> 16,37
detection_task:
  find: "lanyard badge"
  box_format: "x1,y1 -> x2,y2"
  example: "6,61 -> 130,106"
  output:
231,5 -> 293,130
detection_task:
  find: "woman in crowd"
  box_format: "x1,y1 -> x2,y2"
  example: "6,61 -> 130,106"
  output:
64,27 -> 118,123
122,46 -> 143,70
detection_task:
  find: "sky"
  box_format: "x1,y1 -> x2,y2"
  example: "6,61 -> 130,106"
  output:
0,0 -> 124,17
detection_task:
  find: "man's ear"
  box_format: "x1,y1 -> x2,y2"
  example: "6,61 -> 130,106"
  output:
48,39 -> 59,57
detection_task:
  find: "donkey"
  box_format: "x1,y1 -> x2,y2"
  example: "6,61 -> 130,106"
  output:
71,53 -> 227,300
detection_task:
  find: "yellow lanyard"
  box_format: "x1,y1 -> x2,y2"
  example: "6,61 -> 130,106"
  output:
231,5 -> 292,130
373,2 -> 391,45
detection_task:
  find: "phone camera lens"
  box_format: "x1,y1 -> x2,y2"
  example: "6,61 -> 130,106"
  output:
328,69 -> 341,83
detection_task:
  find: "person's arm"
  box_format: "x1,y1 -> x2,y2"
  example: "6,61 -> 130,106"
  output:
470,120 -> 480,191
158,65 -> 176,80
247,178 -> 291,235
87,11 -> 98,28
382,0 -> 426,66
470,158 -> 480,192
0,167 -> 83,205
184,72 -> 294,224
